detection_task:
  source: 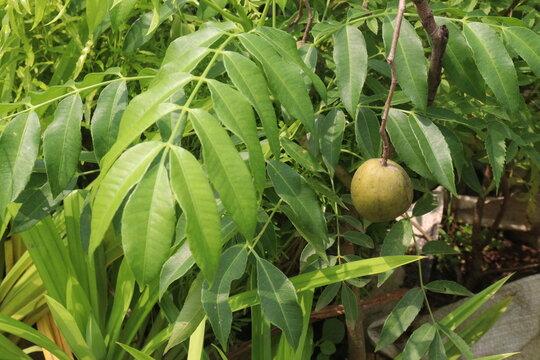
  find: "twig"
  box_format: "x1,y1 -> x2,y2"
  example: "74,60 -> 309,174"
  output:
379,0 -> 406,166
486,169 -> 511,240
301,0 -> 314,43
467,165 -> 491,288
502,0 -> 522,16
289,0 -> 304,29
482,263 -> 540,276
412,0 -> 449,106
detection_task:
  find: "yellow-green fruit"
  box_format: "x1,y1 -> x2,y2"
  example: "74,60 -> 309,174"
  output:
351,158 -> 413,222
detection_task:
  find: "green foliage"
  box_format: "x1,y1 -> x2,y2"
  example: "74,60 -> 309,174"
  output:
0,0 -> 536,358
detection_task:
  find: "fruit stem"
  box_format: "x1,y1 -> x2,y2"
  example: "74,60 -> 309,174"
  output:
379,0 -> 407,167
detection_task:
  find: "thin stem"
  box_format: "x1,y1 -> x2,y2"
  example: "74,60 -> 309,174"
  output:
258,0 -> 272,26
1,75 -> 154,122
199,0 -> 243,24
167,35 -> 235,143
249,199 -> 283,250
405,213 -> 437,324
379,0 -> 406,166
301,0 -> 314,44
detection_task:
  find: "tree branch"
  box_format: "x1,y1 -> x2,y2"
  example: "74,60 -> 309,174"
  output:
413,0 -> 449,106
380,0 -> 407,166
301,0 -> 314,44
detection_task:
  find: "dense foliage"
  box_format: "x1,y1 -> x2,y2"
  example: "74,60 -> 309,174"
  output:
0,0 -> 538,359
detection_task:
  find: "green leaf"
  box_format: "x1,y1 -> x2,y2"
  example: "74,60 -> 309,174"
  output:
169,145 -> 221,283
504,26 -> 540,77
440,20 -> 485,99
159,242 -> 195,298
440,274 -> 511,331
267,160 -> 329,254
383,17 -> 427,110
387,109 -> 431,179
378,220 -> 413,286
166,275 -> 205,352
0,112 -> 40,219
400,323 -> 436,360
341,284 -> 359,329
281,138 -> 323,172
223,51 -> 280,158
202,245 -> 248,348
105,260 -> 135,352
0,314 -> 70,360
485,122 -> 506,190
463,22 -> 520,114
315,282 -> 341,311
161,26 -> 226,70
190,109 -> 257,240
355,108 -> 381,159
343,231 -> 373,248
43,94 -> 82,196
118,343 -> 155,360
239,33 -> 315,133
428,331 -> 447,360
208,80 -> 266,193
100,71 -> 191,173
91,80 -> 128,162
46,296 -> 96,360
376,287 -> 424,351
425,280 -> 473,297
230,256 -> 423,312
333,25 -> 368,116
110,0 -> 138,30
473,354 -> 520,360
187,319 -> 206,360
0,333 -> 31,359
408,114 -> 457,195
413,192 -> 438,217
318,110 -> 346,174
254,27 -> 326,100
422,240 -> 458,255
86,0 -> 109,33
446,298 -> 511,358
438,323 -> 473,360
89,141 -> 165,254
122,161 -> 175,285
256,256 -> 303,348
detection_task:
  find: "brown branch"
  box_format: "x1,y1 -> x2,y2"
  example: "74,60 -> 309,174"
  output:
486,169 -> 511,240
413,0 -> 449,106
301,0 -> 313,44
467,165 -> 492,288
502,0 -> 522,16
380,0 -> 406,166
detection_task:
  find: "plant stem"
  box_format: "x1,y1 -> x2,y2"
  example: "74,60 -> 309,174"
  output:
379,0 -> 406,166
167,35 -> 235,144
1,75 -> 154,122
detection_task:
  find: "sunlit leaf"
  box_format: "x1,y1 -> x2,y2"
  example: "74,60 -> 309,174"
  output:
43,94 -> 82,196
0,112 -> 40,219
169,145 -> 221,283
463,22 -> 520,113
190,109 -> 257,241
376,287 -> 424,351
202,245 -> 248,347
333,25 -> 368,116
122,161 -> 176,285
90,141 -> 165,254
256,256 -> 303,348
